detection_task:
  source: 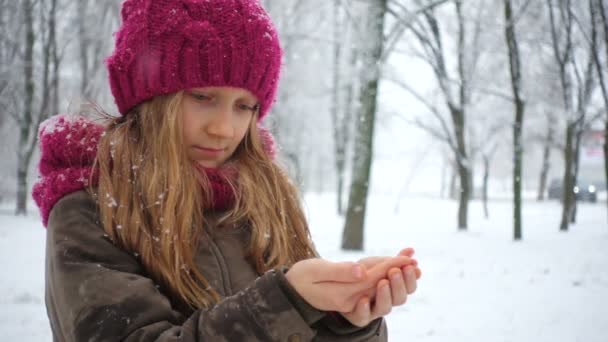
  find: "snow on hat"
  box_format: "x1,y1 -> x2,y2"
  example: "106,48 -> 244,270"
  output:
105,0 -> 283,120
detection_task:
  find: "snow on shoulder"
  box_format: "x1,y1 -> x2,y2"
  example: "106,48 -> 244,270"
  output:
32,114 -> 105,228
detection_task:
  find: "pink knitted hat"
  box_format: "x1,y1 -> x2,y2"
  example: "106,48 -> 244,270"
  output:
106,0 -> 282,120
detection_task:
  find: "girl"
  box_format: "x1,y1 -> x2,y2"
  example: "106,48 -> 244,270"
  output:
33,0 -> 421,341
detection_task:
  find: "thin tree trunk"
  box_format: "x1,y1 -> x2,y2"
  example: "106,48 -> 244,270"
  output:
537,116 -> 554,201
592,0 -> 608,222
342,0 -> 387,251
571,122 -> 583,223
405,1 -> 472,229
16,0 -> 56,215
505,0 -> 525,240
547,0 -> 576,232
560,123 -> 576,231
454,0 -> 469,230
451,107 -> 470,230
78,0 -> 89,97
51,0 -> 59,116
15,0 -> 35,216
441,154 -> 448,198
571,17 -> 596,223
482,154 -> 489,219
604,121 -> 608,218
341,49 -> 358,209
331,0 -> 346,215
449,160 -> 457,200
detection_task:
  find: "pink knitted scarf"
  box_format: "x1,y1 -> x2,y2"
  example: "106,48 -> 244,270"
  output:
32,114 -> 276,227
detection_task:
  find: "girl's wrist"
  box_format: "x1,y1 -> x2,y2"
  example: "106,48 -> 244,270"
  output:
275,266 -> 326,325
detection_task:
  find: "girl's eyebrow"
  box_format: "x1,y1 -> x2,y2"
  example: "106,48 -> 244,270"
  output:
242,98 -> 258,104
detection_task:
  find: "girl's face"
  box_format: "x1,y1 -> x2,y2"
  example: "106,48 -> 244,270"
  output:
181,86 -> 259,168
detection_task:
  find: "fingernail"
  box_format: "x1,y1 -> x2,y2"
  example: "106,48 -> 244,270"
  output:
391,272 -> 401,281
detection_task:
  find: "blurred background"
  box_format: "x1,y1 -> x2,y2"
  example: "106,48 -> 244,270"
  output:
1,0 -> 607,341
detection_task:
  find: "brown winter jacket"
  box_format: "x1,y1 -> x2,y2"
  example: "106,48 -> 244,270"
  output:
45,190 -> 388,341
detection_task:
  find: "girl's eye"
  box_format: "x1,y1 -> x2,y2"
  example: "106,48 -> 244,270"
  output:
191,93 -> 211,101
238,103 -> 259,112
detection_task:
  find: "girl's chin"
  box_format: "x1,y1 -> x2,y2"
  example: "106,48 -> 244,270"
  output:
195,160 -> 222,169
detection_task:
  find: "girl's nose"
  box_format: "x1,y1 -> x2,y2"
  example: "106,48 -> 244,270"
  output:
205,105 -> 234,139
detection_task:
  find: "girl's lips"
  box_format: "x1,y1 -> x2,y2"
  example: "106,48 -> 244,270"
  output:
192,145 -> 225,157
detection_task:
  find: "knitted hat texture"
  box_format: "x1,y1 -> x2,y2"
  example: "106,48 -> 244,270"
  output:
106,0 -> 282,119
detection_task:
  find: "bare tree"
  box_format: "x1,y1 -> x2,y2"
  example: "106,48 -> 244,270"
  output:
342,0 -> 387,250
504,0 -> 526,240
570,38 -> 597,224
546,0 -> 597,231
0,0 -> 23,118
16,0 -> 34,214
536,111 -> 557,201
16,0 -> 49,214
264,0 -> 338,192
76,0 -> 118,102
330,0 -> 356,215
387,0 -> 482,230
589,0 -> 608,221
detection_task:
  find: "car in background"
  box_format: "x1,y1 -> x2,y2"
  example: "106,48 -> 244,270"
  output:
547,178 -> 599,203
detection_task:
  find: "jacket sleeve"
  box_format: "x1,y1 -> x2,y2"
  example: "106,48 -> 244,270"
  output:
45,191 -> 317,342
313,314 -> 387,341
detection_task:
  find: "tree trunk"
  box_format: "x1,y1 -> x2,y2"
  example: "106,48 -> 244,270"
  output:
342,0 -> 387,251
15,0 -> 57,216
537,117 -> 554,201
449,160 -> 457,200
513,114 -> 524,241
571,17 -> 596,223
454,0 -> 470,230
51,0 -> 59,116
15,0 -> 35,216
482,155 -> 489,219
441,155 -> 448,198
505,0 -> 525,240
450,107 -> 469,230
605,120 -> 608,220
547,0 -> 577,232
341,49 -> 359,209
571,120 -> 584,224
591,0 -> 608,222
331,0 -> 346,215
78,0 -> 89,98
560,123 -> 576,231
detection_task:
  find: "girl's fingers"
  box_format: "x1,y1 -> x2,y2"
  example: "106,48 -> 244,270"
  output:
343,296 -> 372,327
388,268 -> 408,305
357,256 -> 390,269
371,279 -> 392,319
312,259 -> 366,283
348,256 -> 412,293
403,265 -> 422,280
402,266 -> 418,294
398,247 -> 415,257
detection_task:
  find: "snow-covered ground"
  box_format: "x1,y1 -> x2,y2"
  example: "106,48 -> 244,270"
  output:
1,194 -> 607,341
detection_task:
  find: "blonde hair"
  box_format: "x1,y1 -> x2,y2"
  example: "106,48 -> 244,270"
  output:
91,91 -> 317,312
